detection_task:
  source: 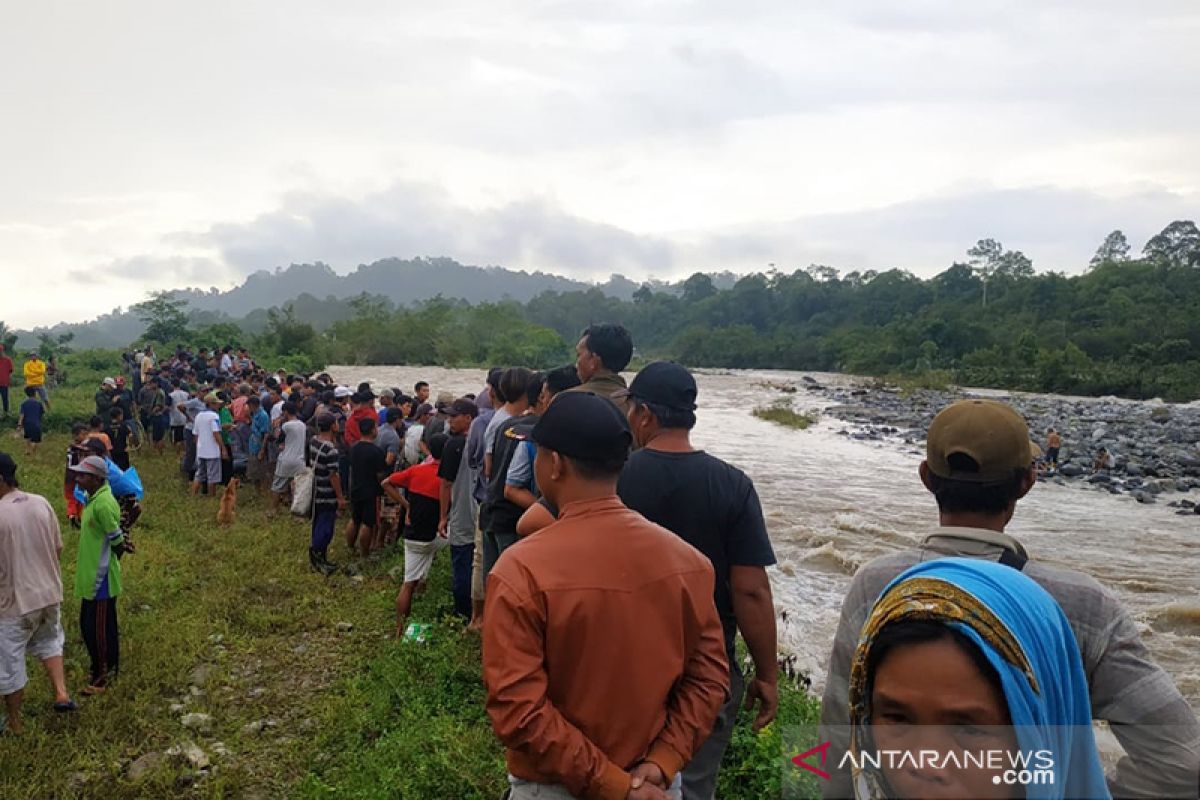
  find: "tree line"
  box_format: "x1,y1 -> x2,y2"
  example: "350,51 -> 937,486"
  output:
107,220 -> 1200,402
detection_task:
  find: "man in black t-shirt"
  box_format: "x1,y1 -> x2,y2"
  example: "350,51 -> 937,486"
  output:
615,361 -> 778,800
106,407 -> 133,471
346,416 -> 389,558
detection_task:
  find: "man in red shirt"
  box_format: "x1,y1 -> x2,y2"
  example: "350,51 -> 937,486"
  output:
343,391 -> 378,449
0,344 -> 13,418
382,433 -> 450,636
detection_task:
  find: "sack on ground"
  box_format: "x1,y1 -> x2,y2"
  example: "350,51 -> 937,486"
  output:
290,468 -> 314,516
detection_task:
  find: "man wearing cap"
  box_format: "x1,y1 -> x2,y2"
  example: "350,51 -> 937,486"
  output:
819,399 -> 1200,799
404,403 -> 434,468
483,392 -> 729,800
95,378 -> 117,419
0,453 -> 77,731
22,351 -> 48,410
617,362 -> 778,800
570,323 -> 633,414
190,393 -> 229,497
0,344 -> 12,417
436,398 -> 480,620
72,455 -> 130,693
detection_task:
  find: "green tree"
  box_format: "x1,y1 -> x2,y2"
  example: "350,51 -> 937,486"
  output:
0,321 -> 19,352
1143,220 -> 1200,268
1090,230 -> 1130,268
966,239 -> 1003,306
132,290 -> 191,344
681,273 -> 718,303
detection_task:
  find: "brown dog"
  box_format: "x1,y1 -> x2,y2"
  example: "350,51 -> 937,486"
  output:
217,478 -> 239,528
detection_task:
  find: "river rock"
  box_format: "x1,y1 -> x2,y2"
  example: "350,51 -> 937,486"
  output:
181,713 -> 213,734
1059,463 -> 1085,477
189,664 -> 212,687
167,742 -> 210,770
127,752 -> 165,781
1087,473 -> 1112,484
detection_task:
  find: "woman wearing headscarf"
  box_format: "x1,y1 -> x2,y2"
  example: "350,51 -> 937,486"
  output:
848,558 -> 1111,800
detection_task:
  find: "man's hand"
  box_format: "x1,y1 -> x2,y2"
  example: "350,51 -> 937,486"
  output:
336,497 -> 347,513
630,762 -> 667,789
744,675 -> 779,730
438,518 -> 448,537
627,780 -> 670,800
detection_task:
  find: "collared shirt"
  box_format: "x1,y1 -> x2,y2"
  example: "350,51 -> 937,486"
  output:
0,490 -> 63,617
483,496 -> 728,800
567,372 -> 630,415
75,484 -> 124,601
819,525 -> 1200,799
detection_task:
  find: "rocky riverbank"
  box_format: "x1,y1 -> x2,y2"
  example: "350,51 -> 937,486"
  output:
794,377 -> 1200,512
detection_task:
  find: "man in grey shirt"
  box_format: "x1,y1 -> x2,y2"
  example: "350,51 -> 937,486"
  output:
819,399 -> 1200,799
375,407 -> 404,470
438,399 -> 480,622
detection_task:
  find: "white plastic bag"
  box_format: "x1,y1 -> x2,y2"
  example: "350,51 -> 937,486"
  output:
290,468 -> 314,516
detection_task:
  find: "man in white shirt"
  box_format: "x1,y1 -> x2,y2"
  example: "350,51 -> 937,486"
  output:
168,380 -> 190,455
190,394 -> 228,497
270,402 -> 308,515
0,453 -> 77,733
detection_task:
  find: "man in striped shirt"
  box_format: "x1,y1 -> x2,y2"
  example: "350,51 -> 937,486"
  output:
308,414 -> 345,576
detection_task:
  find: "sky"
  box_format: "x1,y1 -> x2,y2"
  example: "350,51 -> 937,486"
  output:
2,0 -> 1198,329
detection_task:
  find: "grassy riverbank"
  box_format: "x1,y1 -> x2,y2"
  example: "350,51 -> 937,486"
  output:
0,382 -> 821,799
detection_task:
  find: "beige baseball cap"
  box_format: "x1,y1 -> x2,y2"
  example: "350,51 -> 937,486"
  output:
926,400 -> 1033,483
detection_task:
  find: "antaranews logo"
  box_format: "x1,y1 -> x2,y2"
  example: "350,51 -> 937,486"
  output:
783,726 -> 1066,800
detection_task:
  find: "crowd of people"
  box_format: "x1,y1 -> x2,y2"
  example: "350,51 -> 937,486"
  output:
1,325 -> 1198,799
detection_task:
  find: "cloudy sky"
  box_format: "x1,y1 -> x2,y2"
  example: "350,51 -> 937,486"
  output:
3,1 -> 1198,328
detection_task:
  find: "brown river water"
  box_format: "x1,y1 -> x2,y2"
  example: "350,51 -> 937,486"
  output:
330,365 -> 1200,709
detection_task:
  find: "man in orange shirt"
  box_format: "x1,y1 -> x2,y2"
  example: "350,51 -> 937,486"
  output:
483,392 -> 728,800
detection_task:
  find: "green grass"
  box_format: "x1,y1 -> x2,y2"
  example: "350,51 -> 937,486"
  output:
752,399 -> 820,430
1,374 -> 821,799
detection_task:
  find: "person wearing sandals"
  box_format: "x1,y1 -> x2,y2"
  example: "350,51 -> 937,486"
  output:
72,456 -> 132,695
0,453 -> 78,733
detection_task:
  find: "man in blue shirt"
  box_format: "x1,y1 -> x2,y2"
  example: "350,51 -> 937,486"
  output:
246,395 -> 271,498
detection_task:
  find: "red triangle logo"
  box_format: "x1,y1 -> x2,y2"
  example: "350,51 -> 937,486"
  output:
791,740 -> 833,780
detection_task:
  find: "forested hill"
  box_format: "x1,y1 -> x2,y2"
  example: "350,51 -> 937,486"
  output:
13,257 -> 738,349
11,223 -> 1200,401
316,225 -> 1200,401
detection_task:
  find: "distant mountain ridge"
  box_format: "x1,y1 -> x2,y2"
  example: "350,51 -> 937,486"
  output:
16,257 -> 739,348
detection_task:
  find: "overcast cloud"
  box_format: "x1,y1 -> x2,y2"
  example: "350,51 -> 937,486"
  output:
2,1 -> 1198,328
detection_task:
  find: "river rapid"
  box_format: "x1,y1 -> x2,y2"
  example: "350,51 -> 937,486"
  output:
329,365 -> 1200,708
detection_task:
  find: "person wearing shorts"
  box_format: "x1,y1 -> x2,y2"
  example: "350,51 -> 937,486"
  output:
270,404 -> 307,514
0,454 -> 77,732
17,388 -> 44,457
382,433 -> 449,636
346,417 -> 388,557
190,394 -> 228,497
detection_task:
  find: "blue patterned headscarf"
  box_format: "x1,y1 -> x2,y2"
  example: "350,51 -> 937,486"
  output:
849,557 -> 1112,800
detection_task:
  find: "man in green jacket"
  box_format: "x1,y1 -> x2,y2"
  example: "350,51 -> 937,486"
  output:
71,456 -> 131,694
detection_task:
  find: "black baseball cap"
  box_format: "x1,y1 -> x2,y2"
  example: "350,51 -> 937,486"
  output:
532,391 -> 631,462
447,398 -> 479,418
615,361 -> 697,412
